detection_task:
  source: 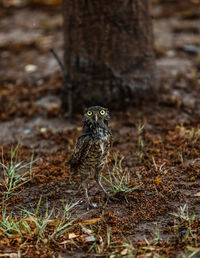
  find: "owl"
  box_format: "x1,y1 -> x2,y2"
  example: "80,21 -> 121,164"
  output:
68,106 -> 112,209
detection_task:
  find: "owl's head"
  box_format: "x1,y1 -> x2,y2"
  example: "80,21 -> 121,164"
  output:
83,106 -> 110,127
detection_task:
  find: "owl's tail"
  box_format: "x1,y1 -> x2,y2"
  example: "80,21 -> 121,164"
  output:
65,158 -> 71,166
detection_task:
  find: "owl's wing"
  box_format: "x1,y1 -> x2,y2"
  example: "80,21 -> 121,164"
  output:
68,134 -> 91,169
109,133 -> 113,148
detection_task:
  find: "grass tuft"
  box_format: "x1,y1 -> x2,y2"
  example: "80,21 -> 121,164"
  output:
0,145 -> 35,198
102,154 -> 141,197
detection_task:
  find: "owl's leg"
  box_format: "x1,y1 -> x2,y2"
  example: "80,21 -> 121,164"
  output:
82,180 -> 90,210
95,170 -> 118,202
94,171 -> 109,196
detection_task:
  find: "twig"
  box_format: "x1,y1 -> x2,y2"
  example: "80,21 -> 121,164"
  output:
50,48 -> 73,119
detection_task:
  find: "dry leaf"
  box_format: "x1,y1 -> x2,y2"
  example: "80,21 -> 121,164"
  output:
68,233 -> 79,239
79,218 -> 101,225
155,177 -> 162,185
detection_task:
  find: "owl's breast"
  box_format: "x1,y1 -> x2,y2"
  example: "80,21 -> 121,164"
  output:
74,132 -> 111,176
92,134 -> 110,155
99,135 -> 110,155
80,134 -> 111,168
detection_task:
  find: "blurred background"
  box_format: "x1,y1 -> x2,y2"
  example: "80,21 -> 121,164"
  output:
0,0 -> 200,120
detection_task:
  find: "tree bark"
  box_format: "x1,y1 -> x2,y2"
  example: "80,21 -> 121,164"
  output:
63,0 -> 155,110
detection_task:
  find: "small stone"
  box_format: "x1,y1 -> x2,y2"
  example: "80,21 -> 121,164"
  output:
194,192 -> 200,197
35,96 -> 62,112
24,129 -> 31,135
40,127 -> 47,133
25,64 -> 37,72
84,236 -> 95,242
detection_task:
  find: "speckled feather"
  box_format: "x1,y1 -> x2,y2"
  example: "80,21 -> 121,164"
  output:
68,106 -> 112,208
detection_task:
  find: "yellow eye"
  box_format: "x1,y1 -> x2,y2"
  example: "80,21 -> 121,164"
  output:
99,110 -> 105,115
87,110 -> 93,116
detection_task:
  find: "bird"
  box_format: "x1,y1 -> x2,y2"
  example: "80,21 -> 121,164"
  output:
68,106 -> 112,209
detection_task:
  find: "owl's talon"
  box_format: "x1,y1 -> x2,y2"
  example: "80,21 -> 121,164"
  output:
86,204 -> 90,211
86,202 -> 98,210
104,193 -> 119,202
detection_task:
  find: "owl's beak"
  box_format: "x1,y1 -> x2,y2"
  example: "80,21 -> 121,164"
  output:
94,114 -> 98,122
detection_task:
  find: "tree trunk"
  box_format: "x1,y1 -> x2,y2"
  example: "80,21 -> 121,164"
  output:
62,0 -> 155,110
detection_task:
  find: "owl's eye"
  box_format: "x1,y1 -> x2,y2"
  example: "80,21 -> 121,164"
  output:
99,110 -> 106,115
87,110 -> 93,116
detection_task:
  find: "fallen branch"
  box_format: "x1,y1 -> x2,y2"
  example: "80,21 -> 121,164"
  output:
50,48 -> 73,119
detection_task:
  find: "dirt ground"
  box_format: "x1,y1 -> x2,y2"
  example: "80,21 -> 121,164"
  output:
0,0 -> 200,257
